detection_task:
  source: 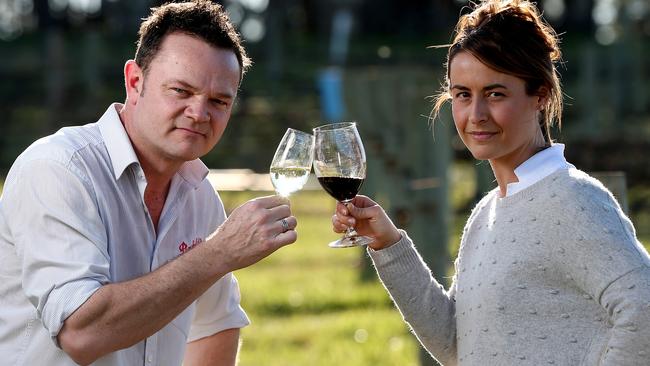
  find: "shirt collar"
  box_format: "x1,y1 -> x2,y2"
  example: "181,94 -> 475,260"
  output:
97,103 -> 209,188
177,159 -> 210,189
506,143 -> 575,197
98,103 -> 139,181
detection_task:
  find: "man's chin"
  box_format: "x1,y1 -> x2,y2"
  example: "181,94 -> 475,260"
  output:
168,149 -> 205,163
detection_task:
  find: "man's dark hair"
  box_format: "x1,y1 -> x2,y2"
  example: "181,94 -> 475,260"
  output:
135,0 -> 251,82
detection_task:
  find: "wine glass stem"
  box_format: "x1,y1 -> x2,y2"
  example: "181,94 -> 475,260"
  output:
340,199 -> 356,238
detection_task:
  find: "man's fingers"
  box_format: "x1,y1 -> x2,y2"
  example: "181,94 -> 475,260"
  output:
274,228 -> 298,247
254,195 -> 290,209
267,204 -> 292,221
277,216 -> 297,232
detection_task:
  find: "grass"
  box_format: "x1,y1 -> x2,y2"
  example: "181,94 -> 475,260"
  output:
223,191 -> 421,366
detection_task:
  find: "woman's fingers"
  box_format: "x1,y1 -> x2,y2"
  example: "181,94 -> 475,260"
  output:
332,214 -> 350,233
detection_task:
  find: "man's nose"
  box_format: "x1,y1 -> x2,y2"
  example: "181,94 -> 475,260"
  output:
185,97 -> 210,122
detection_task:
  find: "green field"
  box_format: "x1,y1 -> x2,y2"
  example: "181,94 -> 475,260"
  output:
221,190 -> 421,366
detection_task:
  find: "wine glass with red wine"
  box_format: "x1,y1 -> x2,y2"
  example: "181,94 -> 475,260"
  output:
313,122 -> 373,248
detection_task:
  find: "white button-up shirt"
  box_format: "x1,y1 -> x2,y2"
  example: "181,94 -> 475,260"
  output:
0,104 -> 249,365
506,143 -> 575,197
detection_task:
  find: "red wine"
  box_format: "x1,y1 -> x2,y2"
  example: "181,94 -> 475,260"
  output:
317,177 -> 364,202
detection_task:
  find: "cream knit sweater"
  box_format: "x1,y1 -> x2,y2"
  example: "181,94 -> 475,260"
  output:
369,168 -> 650,365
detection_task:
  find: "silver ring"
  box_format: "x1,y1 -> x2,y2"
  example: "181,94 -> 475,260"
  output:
281,218 -> 289,232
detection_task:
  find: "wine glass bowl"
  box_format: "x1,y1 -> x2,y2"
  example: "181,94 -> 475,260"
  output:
313,122 -> 373,248
270,128 -> 315,197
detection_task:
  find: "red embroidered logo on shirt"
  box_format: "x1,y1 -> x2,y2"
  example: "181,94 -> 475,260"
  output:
179,238 -> 203,254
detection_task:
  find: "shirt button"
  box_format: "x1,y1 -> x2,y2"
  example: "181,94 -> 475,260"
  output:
147,355 -> 153,363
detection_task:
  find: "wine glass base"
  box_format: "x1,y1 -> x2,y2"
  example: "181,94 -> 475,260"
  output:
328,235 -> 374,248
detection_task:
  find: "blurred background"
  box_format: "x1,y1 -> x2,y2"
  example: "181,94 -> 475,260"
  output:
1,0 -> 649,365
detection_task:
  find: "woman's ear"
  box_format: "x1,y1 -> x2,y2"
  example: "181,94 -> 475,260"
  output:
536,86 -> 550,111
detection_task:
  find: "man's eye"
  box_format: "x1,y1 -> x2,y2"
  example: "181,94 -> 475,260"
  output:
210,99 -> 229,107
487,91 -> 504,98
172,88 -> 188,95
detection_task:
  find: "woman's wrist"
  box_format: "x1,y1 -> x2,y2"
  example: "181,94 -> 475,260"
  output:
370,229 -> 402,251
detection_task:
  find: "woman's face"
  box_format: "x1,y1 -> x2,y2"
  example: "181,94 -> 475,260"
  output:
449,51 -> 546,171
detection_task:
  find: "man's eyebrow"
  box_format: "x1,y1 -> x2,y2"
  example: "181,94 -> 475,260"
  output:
165,79 -> 197,90
165,79 -> 235,99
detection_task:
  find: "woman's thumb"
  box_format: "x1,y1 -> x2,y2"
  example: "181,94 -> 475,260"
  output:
345,202 -> 376,220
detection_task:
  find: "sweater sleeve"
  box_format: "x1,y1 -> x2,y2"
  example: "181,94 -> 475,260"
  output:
557,176 -> 650,365
598,266 -> 650,365
369,230 -> 457,366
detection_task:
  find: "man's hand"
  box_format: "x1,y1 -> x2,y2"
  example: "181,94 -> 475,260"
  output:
209,195 -> 297,271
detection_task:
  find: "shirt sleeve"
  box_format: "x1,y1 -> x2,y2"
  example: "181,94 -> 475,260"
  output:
187,272 -> 250,342
5,157 -> 110,342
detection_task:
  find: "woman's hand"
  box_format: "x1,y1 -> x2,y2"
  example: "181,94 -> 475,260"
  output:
332,195 -> 401,251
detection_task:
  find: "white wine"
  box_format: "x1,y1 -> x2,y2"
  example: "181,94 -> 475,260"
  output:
270,166 -> 310,196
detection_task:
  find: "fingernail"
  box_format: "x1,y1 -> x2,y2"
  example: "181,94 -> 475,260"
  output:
348,218 -> 354,225
342,209 -> 348,215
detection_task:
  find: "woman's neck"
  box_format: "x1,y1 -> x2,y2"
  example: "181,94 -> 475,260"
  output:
489,141 -> 550,198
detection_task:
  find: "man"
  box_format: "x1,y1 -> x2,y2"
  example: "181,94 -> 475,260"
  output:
0,1 -> 297,365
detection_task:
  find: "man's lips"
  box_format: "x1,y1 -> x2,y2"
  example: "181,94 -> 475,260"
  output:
176,127 -> 206,137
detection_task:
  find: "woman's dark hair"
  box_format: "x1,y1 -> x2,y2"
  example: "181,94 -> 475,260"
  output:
432,0 -> 563,143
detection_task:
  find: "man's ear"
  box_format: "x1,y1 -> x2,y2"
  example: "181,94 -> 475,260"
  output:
124,60 -> 143,106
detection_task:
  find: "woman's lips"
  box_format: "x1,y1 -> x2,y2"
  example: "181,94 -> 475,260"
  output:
468,131 -> 497,141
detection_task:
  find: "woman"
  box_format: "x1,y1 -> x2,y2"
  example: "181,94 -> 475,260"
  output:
332,1 -> 650,365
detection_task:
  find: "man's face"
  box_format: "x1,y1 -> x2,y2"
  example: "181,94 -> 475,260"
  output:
125,32 -> 241,169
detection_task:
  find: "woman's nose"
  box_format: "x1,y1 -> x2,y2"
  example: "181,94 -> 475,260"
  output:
468,98 -> 488,124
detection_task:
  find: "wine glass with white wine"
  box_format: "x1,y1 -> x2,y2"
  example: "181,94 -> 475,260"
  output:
313,122 -> 373,248
270,128 -> 315,197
